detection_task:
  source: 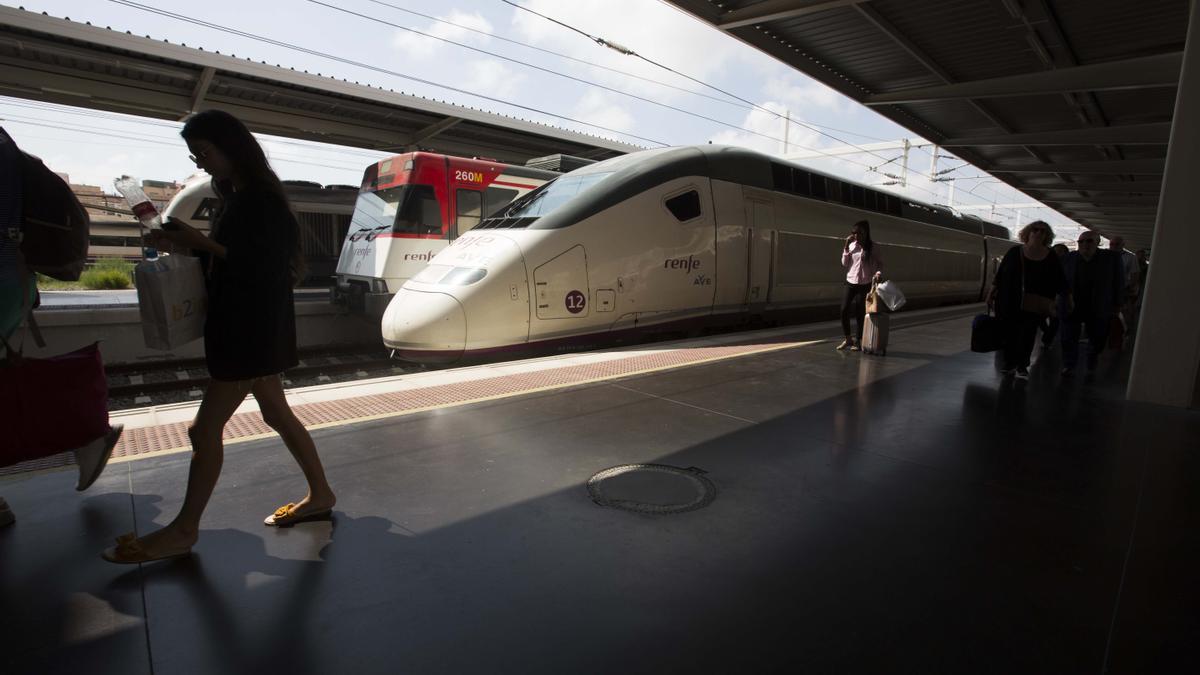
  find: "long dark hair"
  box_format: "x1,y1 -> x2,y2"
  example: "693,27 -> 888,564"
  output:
853,219 -> 874,261
180,110 -> 305,284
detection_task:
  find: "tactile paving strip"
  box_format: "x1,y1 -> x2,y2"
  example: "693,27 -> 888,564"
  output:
1,340 -> 810,476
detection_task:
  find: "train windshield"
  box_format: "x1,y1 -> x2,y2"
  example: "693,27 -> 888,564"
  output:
501,172 -> 614,219
350,184 -> 443,237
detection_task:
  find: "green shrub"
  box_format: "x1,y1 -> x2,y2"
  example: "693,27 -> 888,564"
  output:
91,257 -> 135,274
80,268 -> 132,290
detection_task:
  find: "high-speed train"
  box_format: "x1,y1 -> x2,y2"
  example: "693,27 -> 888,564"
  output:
381,145 -> 1016,362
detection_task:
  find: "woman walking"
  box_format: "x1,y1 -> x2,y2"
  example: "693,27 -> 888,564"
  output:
987,220 -> 1068,379
103,110 -> 336,563
838,219 -> 883,351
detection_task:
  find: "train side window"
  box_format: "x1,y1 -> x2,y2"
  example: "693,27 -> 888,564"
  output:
90,235 -> 125,246
771,163 -> 792,192
191,197 -> 218,221
664,189 -> 702,222
811,176 -> 828,200
456,189 -> 483,234
792,168 -> 811,196
483,186 -> 519,217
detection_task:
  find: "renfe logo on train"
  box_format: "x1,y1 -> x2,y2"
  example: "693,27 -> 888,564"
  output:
664,255 -> 701,273
403,251 -> 436,261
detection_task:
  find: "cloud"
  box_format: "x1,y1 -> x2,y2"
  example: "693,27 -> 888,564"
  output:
571,90 -> 635,134
461,59 -> 527,101
392,9 -> 493,61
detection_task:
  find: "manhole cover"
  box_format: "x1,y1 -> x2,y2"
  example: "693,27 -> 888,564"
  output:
587,464 -> 716,514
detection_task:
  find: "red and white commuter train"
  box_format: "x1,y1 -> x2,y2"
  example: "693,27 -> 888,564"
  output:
331,152 -> 562,315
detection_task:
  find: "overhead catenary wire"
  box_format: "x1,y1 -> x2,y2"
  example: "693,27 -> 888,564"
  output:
497,0 -> 919,171
0,97 -> 391,161
0,117 -> 370,174
106,0 -> 670,147
303,0 -> 857,158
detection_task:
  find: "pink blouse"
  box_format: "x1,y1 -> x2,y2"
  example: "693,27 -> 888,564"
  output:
841,241 -> 883,285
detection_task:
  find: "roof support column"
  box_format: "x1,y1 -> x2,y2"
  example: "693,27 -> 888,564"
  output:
1127,0 -> 1200,408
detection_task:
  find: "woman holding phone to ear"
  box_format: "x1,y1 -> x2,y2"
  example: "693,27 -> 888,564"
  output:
838,219 -> 883,351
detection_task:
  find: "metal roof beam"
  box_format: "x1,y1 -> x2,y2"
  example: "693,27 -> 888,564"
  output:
718,0 -> 869,30
184,66 -> 215,119
372,116 -> 463,152
864,52 -> 1182,105
988,158 -> 1165,174
941,122 -> 1171,147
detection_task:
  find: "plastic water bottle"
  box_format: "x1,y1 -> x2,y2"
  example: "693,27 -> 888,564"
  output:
114,176 -> 161,258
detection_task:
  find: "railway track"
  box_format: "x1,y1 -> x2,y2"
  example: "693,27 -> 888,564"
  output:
106,347 -> 426,409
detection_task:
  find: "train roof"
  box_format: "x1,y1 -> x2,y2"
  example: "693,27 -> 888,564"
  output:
489,145 -> 1013,239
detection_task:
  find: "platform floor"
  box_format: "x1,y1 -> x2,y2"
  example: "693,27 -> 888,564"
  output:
2,312 -> 1197,674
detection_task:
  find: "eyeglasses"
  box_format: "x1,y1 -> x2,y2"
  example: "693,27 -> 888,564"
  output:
188,149 -> 210,164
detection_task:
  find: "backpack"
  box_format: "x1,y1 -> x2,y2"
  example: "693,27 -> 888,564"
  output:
16,150 -> 90,281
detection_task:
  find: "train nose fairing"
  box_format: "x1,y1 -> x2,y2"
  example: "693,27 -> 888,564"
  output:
381,232 -> 532,362
381,289 -> 466,362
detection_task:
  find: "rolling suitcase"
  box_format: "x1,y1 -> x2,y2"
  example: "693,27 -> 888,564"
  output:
862,312 -> 890,355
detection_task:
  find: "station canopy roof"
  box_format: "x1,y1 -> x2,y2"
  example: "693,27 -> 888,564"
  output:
0,6 -> 637,168
665,0 -> 1189,250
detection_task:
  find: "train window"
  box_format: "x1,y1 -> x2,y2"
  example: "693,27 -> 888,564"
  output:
456,189 -> 483,234
771,163 -> 793,192
811,176 -> 828,200
90,236 -> 126,247
791,168 -> 811,196
664,190 -> 702,222
394,185 -> 442,236
483,186 -> 519,217
191,198 -> 218,221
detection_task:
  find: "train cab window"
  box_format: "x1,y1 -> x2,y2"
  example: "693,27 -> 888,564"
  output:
664,190 -> 702,222
191,198 -> 218,221
393,184 -> 442,236
483,186 -> 519,217
456,189 -> 483,234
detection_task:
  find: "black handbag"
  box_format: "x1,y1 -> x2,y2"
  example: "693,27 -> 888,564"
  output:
971,311 -> 1004,353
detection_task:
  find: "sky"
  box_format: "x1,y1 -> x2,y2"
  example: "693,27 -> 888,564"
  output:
0,0 -> 1088,242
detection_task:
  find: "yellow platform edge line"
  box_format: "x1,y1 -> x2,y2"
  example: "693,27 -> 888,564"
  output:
89,339 -> 817,466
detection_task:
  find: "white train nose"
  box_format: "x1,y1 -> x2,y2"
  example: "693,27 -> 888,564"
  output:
381,288 -> 466,362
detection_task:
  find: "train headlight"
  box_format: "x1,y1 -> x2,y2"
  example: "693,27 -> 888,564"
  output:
411,264 -> 488,286
440,267 -> 488,286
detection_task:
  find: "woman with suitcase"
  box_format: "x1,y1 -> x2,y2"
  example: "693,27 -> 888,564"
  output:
838,220 -> 883,351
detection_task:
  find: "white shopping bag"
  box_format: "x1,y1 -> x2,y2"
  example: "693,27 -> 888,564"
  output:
876,280 -> 907,311
135,254 -> 207,350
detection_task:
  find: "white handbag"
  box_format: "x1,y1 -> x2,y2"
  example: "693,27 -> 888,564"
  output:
135,254 -> 207,349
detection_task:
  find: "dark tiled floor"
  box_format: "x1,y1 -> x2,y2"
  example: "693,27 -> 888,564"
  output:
2,318 -> 1197,674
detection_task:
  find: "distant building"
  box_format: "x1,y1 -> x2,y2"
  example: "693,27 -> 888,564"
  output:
68,178 -> 182,220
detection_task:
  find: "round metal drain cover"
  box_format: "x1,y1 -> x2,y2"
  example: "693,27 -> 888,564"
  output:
587,464 -> 716,514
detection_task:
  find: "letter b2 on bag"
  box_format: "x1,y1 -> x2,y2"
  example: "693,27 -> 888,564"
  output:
135,255 -> 207,350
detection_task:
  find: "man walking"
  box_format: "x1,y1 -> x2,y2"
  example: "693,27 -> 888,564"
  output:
1059,231 -> 1124,376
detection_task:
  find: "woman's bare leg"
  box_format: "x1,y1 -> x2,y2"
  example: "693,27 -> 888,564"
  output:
131,379 -> 253,554
252,375 -> 336,513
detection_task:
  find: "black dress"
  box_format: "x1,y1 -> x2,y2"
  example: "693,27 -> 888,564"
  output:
203,183 -> 299,381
